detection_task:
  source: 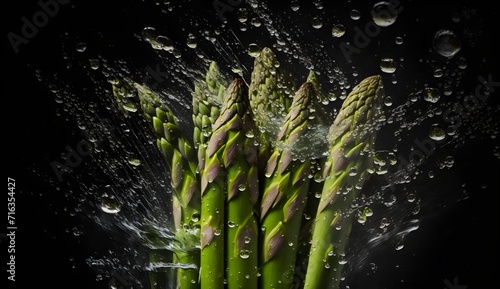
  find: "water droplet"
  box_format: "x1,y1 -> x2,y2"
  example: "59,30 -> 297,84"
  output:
248,0 -> 258,9
288,241 -> 294,247
350,9 -> 361,20
158,35 -> 174,51
231,65 -> 243,75
101,193 -> 121,214
290,0 -> 300,11
214,228 -> 222,236
429,123 -> 446,141
412,204 -> 420,215
227,221 -> 236,228
72,227 -> 81,236
244,236 -> 251,244
433,68 -> 443,78
457,56 -> 467,69
127,156 -> 141,166
239,250 -> 251,259
395,36 -> 403,45
384,96 -> 393,106
312,17 -> 323,29
384,194 -> 397,207
446,125 -> 457,136
248,43 -> 261,57
357,215 -> 367,224
173,48 -> 182,58
349,167 -> 358,176
142,27 -> 158,42
75,42 -> 87,52
121,103 -> 137,113
238,8 -> 248,23
373,150 -> 397,175
371,1 -> 398,27
428,170 -> 434,178
251,17 -> 262,27
364,207 -> 373,217
89,58 -> 100,70
423,87 -> 441,103
444,156 -> 454,167
407,193 -> 416,203
245,130 -> 255,138
433,30 -> 461,58
331,24 -> 346,37
338,254 -> 347,265
192,213 -> 200,223
380,217 -> 390,229
380,58 -> 397,73
186,33 -> 197,49
395,243 -> 404,250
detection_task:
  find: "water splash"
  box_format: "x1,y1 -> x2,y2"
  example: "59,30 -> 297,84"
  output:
28,1 -> 498,288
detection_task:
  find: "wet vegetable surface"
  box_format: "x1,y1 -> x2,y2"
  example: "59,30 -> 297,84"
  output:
4,1 -> 498,289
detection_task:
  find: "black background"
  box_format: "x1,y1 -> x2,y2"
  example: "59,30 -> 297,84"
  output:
3,1 -> 499,289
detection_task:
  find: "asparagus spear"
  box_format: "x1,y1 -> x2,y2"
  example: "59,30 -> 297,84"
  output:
304,75 -> 384,289
192,61 -> 227,172
248,47 -> 295,177
222,80 -> 260,289
293,71 -> 330,276
259,81 -> 319,289
200,78 -> 259,289
134,83 -> 201,289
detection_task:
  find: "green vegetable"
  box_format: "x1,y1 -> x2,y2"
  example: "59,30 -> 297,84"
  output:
221,79 -> 260,289
109,45 -> 386,289
259,81 -> 319,289
304,75 -> 384,289
200,78 -> 258,289
135,83 -> 201,289
192,61 -> 227,172
248,47 -> 295,179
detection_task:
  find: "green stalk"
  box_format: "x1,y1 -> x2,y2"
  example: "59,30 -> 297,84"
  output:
259,81 -> 319,289
135,83 -> 201,289
248,47 -> 295,178
221,79 -> 260,289
304,75 -> 384,289
192,61 -> 227,172
200,78 -> 257,289
290,71 -> 330,286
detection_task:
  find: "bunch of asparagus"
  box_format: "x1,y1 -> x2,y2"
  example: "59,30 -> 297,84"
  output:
111,47 -> 384,289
